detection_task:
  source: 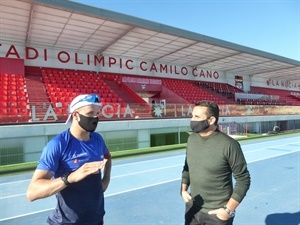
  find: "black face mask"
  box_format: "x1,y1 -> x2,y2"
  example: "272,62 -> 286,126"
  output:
78,114 -> 99,132
190,119 -> 210,133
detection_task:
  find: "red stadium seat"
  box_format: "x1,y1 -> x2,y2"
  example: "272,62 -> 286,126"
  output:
0,102 -> 7,108
8,108 -> 18,115
18,101 -> 28,108
19,108 -> 29,115
0,85 -> 8,90
0,108 -> 7,115
0,90 -> 7,96
8,96 -> 18,101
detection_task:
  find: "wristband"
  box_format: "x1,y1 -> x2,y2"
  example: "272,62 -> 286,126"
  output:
224,205 -> 235,218
61,172 -> 71,185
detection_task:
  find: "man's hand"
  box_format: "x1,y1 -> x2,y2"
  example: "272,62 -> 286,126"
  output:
208,208 -> 229,220
68,161 -> 106,183
181,190 -> 192,202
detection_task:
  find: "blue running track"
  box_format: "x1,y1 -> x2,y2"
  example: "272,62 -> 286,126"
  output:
0,133 -> 299,225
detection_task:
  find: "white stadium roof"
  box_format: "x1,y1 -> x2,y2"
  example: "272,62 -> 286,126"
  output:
0,0 -> 299,83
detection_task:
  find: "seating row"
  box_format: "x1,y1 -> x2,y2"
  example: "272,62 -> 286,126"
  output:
1,69 -> 299,121
0,73 -> 30,119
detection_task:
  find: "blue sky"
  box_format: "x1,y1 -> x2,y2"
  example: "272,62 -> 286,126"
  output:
71,0 -> 299,61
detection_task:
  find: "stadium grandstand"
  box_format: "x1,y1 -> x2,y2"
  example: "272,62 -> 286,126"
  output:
0,0 -> 299,166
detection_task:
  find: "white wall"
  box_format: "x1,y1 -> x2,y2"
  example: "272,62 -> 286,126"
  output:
0,115 -> 299,163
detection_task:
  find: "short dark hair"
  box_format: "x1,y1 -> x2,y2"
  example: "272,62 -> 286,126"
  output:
195,100 -> 219,124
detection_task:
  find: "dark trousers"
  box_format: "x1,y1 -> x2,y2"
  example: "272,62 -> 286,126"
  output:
185,201 -> 234,225
97,220 -> 104,225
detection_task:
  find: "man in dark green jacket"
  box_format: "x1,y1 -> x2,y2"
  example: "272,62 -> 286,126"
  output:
181,100 -> 250,225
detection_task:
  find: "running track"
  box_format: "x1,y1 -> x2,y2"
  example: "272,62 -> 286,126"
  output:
0,133 -> 299,225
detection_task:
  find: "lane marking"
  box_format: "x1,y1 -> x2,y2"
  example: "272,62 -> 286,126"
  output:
0,193 -> 25,199
0,208 -> 55,222
0,179 -> 31,186
0,155 -> 185,186
0,164 -> 183,200
242,141 -> 299,154
0,150 -> 299,222
0,140 -> 298,198
112,164 -> 182,178
1,139 -> 299,200
1,138 -> 298,185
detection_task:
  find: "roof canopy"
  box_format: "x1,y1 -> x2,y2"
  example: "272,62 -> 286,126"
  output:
1,0 -> 299,83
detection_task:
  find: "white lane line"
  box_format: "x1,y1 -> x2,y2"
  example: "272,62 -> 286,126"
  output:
0,179 -> 31,186
112,164 -> 182,178
1,139 -> 298,185
1,150 -> 299,222
113,154 -> 184,166
0,178 -> 181,222
0,164 -> 182,200
246,149 -> 300,163
0,193 -> 25,199
0,150 -> 299,222
105,178 -> 180,197
0,143 -> 298,199
0,155 -> 185,185
2,147 -> 298,200
0,208 -> 55,222
1,141 -> 298,200
243,141 -> 299,154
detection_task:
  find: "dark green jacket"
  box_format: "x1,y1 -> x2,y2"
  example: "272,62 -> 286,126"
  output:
182,130 -> 250,212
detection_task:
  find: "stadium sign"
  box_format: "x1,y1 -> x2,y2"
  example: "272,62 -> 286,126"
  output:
266,79 -> 299,89
1,43 -> 221,81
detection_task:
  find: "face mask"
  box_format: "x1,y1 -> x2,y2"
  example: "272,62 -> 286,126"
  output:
190,119 -> 210,133
78,114 -> 99,132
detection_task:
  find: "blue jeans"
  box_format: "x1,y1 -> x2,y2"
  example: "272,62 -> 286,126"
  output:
185,201 -> 234,225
